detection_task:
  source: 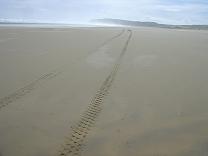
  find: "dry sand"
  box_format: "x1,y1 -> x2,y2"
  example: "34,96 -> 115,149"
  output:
0,26 -> 208,156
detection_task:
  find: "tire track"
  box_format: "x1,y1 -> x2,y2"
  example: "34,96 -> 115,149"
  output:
85,29 -> 125,57
0,70 -> 61,111
58,30 -> 132,156
97,29 -> 125,49
0,30 -> 124,111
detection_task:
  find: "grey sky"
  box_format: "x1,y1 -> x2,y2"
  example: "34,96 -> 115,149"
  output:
0,0 -> 208,24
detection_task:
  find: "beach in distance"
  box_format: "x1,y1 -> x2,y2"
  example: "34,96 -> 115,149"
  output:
0,25 -> 208,156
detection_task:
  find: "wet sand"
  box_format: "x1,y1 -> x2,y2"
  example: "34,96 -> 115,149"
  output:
0,26 -> 208,156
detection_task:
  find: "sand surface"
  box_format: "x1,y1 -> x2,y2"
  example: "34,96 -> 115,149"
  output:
0,26 -> 208,156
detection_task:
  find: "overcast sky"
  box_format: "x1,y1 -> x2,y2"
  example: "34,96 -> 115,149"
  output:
0,0 -> 208,24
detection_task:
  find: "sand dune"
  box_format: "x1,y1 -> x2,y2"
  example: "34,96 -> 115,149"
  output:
0,26 -> 208,156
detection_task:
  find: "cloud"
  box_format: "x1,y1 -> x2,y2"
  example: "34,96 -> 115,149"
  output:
0,0 -> 208,24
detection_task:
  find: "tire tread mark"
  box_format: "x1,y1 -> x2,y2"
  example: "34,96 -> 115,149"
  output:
58,30 -> 132,156
94,29 -> 125,51
0,71 -> 61,110
0,30 -> 124,111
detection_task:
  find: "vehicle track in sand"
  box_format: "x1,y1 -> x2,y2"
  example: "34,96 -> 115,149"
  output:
0,29 -> 125,111
0,71 -> 61,111
94,29 -> 125,51
58,30 -> 132,156
81,29 -> 125,60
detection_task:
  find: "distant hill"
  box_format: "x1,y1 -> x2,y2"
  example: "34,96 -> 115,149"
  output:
92,19 -> 208,30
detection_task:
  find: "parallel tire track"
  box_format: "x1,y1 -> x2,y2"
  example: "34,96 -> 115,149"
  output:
0,71 -> 61,110
97,29 -> 125,49
58,30 -> 132,156
86,29 -> 125,57
0,30 -> 124,111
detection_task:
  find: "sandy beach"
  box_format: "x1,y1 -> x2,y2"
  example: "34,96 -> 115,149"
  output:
0,26 -> 208,156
